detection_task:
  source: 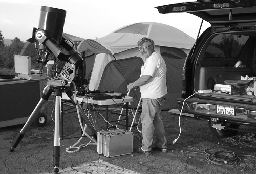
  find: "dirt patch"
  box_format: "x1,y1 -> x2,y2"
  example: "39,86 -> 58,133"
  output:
0,111 -> 256,174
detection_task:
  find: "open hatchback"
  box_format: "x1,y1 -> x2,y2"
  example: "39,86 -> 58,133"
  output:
156,0 -> 256,137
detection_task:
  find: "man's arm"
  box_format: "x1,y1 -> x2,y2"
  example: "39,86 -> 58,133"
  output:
127,75 -> 152,91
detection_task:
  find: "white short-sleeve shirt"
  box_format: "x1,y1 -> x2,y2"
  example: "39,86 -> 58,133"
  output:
140,51 -> 167,99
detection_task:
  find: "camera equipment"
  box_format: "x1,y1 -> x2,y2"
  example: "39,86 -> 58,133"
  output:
10,6 -> 96,174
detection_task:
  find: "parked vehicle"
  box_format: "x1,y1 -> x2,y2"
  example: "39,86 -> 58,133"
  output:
157,0 -> 256,137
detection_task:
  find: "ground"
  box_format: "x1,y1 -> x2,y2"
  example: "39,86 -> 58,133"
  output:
0,107 -> 256,174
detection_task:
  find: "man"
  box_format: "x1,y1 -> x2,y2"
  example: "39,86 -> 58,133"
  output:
127,37 -> 167,155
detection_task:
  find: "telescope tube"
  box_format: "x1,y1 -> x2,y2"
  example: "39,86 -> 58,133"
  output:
38,6 -> 66,44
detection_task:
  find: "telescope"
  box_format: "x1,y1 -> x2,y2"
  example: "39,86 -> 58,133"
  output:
28,6 -> 86,90
10,6 -> 97,174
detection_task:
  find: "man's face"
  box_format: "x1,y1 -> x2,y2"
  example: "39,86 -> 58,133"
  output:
139,41 -> 154,59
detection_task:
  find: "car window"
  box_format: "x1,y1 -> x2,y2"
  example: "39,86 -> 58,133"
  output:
201,33 -> 250,67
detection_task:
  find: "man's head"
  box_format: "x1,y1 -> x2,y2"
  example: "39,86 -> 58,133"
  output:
137,37 -> 155,59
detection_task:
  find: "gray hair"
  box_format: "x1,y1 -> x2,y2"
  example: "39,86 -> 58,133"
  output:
137,37 -> 155,49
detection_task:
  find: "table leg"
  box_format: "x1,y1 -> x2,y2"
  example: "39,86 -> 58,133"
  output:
60,100 -> 63,140
106,105 -> 109,129
125,102 -> 128,130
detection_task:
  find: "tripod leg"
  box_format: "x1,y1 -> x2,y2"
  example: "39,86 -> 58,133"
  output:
53,89 -> 61,173
10,85 -> 54,152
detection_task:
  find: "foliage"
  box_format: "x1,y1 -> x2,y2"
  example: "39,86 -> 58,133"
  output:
0,67 -> 14,75
0,31 -> 41,74
22,42 -> 41,69
0,30 -> 4,48
0,37 -> 23,69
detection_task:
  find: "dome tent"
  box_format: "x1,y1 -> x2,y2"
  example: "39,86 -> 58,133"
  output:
95,22 -> 194,53
77,22 -> 195,109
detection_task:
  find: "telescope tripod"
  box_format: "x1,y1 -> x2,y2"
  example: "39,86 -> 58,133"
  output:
10,82 -> 97,174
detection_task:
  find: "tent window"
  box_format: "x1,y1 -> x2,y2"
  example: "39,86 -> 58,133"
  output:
114,23 -> 149,35
98,57 -> 143,92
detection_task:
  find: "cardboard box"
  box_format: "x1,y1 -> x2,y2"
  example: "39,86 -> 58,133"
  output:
97,129 -> 133,157
14,55 -> 31,75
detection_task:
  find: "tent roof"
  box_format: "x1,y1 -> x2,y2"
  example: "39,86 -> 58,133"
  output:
94,22 -> 195,53
63,33 -> 84,42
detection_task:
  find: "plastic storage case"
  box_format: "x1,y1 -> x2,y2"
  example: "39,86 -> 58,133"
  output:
97,129 -> 133,157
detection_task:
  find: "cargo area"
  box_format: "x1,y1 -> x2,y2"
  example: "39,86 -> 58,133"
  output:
180,32 -> 256,125
194,32 -> 256,92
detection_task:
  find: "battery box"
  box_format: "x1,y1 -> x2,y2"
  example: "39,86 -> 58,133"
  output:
97,129 -> 133,157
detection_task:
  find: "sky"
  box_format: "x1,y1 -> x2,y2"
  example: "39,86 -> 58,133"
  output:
0,0 -> 210,42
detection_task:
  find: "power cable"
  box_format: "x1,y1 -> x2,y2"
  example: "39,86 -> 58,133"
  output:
65,82 -> 96,153
173,92 -> 197,144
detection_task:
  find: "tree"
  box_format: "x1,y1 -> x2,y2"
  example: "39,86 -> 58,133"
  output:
9,37 -> 24,54
0,31 -> 5,67
22,42 -> 41,69
0,30 -> 4,48
0,37 -> 24,69
0,35 -> 44,72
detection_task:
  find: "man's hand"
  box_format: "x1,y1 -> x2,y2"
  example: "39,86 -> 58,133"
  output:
127,83 -> 135,91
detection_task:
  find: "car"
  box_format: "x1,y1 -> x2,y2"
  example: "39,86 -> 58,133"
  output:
156,0 -> 256,137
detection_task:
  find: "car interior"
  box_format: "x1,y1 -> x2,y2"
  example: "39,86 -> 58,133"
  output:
194,32 -> 256,92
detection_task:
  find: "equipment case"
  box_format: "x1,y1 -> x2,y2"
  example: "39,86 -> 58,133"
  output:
97,129 -> 133,157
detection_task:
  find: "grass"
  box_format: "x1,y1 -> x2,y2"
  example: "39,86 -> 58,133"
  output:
0,67 -> 15,75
